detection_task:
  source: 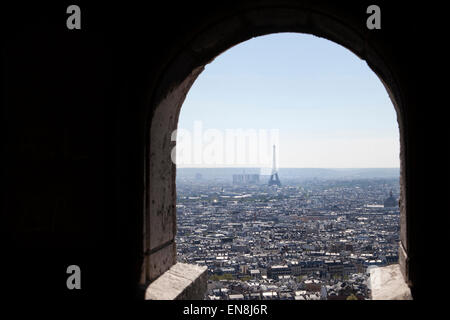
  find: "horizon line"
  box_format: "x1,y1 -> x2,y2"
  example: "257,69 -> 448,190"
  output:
176,167 -> 400,169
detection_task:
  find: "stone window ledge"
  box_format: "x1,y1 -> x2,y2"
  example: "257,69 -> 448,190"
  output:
369,264 -> 412,300
145,263 -> 207,300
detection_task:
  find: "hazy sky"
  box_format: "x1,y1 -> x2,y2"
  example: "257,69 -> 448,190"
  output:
176,33 -> 400,169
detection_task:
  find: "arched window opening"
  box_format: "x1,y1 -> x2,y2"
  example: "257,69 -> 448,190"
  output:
174,33 -> 401,300
143,7 -> 412,301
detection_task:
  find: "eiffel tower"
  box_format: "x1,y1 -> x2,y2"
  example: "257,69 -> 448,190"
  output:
268,145 -> 281,186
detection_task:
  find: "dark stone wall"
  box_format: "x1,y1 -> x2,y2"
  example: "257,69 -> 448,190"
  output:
1,1 -> 445,301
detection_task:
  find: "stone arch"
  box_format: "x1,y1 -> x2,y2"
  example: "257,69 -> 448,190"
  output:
143,4 -> 411,297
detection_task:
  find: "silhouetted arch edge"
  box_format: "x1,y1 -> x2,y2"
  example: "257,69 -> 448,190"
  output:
142,5 -> 411,291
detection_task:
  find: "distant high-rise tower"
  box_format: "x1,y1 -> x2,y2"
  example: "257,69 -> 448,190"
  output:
268,145 -> 281,186
384,190 -> 397,207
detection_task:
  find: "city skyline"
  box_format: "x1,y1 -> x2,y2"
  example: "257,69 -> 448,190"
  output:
176,174 -> 401,300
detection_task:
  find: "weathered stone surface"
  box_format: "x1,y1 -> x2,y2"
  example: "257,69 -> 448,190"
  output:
244,7 -> 308,30
148,71 -> 202,252
145,263 -> 208,300
398,241 -> 410,286
370,264 -> 412,300
190,16 -> 244,54
148,242 -> 177,282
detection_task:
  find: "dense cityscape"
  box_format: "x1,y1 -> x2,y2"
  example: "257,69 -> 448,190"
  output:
175,169 -> 400,300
